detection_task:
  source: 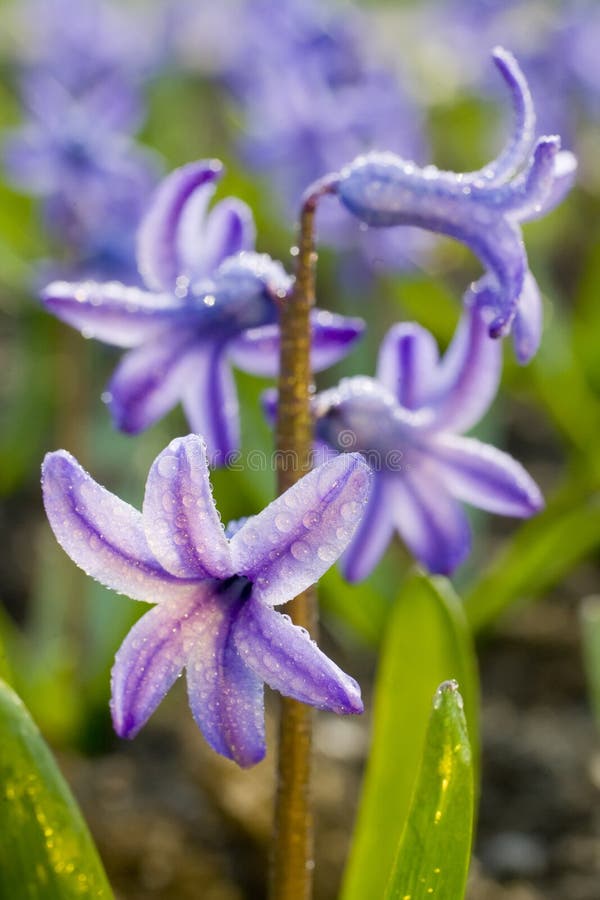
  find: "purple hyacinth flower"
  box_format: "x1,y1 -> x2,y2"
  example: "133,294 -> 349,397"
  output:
41,436 -> 371,766
333,47 -> 576,360
41,160 -> 364,464
306,302 -> 543,580
14,0 -> 163,101
4,75 -> 160,280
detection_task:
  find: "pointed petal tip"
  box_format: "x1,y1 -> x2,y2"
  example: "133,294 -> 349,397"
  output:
113,715 -> 139,741
231,742 -> 267,769
41,448 -> 79,490
535,135 -> 561,157
341,678 -> 364,715
322,452 -> 373,503
110,700 -> 142,741
523,485 -> 545,517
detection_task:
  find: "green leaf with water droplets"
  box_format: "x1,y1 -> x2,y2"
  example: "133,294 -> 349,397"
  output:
341,572 -> 478,900
0,679 -> 114,899
384,680 -> 474,900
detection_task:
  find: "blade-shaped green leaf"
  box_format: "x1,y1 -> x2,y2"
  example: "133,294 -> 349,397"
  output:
341,572 -> 478,900
384,680 -> 474,900
465,489 -> 600,632
0,679 -> 114,899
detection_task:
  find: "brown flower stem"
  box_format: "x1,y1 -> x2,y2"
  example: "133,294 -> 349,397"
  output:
270,175 -> 338,900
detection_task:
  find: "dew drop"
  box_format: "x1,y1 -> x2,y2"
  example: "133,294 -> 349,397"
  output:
317,544 -> 337,563
302,510 -> 320,529
340,501 -> 359,521
290,540 -> 310,561
157,455 -> 178,477
274,512 -> 294,533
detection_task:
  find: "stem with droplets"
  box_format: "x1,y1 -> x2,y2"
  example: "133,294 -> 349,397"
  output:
270,175 -> 338,900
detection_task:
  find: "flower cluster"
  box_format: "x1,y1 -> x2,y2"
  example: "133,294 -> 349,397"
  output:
39,45 -> 575,766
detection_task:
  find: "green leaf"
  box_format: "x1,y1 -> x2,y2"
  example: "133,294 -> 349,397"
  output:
465,488 -> 600,632
384,681 -> 474,900
341,572 -> 478,900
0,679 -> 114,899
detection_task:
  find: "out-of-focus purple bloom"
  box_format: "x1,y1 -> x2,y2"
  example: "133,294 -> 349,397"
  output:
266,303 -> 543,580
42,437 -> 371,766
212,0 -> 426,268
4,76 -> 159,282
42,160 -> 364,463
3,76 -> 157,201
333,48 -> 576,360
11,0 -> 164,101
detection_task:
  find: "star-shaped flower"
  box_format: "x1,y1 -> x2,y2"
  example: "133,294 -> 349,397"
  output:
266,302 -> 543,580
42,160 -> 364,464
42,436 -> 371,766
332,47 -> 577,362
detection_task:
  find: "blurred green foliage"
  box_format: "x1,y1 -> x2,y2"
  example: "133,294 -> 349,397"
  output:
0,679 -> 114,898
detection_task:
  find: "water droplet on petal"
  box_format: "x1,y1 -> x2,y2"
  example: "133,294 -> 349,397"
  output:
317,544 -> 337,563
302,510 -> 320,529
158,455 -> 178,477
340,501 -> 359,521
274,512 -> 294,533
290,540 -> 310,561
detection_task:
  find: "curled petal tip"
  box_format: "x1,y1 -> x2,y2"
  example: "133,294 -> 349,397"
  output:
492,44 -> 511,60
341,677 -> 364,715
535,135 -> 561,156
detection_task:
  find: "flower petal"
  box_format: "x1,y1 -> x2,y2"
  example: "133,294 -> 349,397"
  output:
429,302 -> 502,433
137,159 -> 223,291
185,588 -> 266,767
425,433 -> 544,517
42,450 -> 186,602
143,436 -> 232,579
180,196 -> 256,283
375,322 -> 439,410
107,330 -> 197,434
518,150 -> 577,223
512,272 -> 543,364
340,473 -> 395,583
233,599 -> 363,714
3,127 -> 55,193
231,454 -> 372,605
111,596 -> 194,739
227,310 -> 365,377
476,47 -> 536,185
41,280 -> 186,348
502,137 -> 561,219
389,470 -> 471,575
181,349 -> 240,466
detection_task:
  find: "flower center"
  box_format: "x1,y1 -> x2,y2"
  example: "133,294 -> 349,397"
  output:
217,574 -> 253,605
